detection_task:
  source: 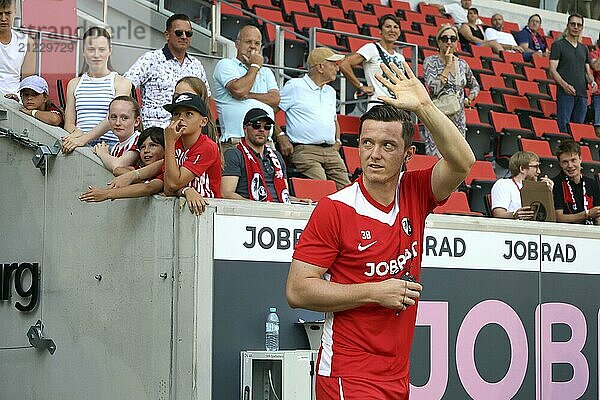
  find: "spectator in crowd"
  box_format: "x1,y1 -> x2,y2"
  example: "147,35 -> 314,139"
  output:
213,25 -> 279,149
4,75 -> 64,127
549,14 -> 597,133
222,108 -> 291,203
61,27 -> 132,152
340,14 -> 404,110
557,0 -> 596,20
113,126 -> 165,176
0,0 -> 34,96
124,14 -> 211,128
552,140 -> 600,225
278,47 -> 350,189
590,34 -> 600,137
458,8 -> 504,54
422,25 -> 480,158
491,151 -> 554,219
93,96 -> 142,175
286,63 -> 475,400
514,14 -> 550,62
484,14 -> 524,53
79,127 -> 166,202
161,92 -> 222,201
429,0 -> 473,26
174,76 -> 218,143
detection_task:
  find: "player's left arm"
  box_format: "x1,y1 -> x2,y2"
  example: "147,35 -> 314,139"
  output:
375,61 -> 475,202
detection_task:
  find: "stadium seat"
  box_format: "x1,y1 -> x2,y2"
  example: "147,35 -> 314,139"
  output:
538,99 -> 557,118
342,146 -> 361,178
479,74 -> 518,104
465,108 -> 495,160
532,55 -> 550,70
316,4 -> 345,24
471,90 -> 505,124
254,6 -> 286,25
465,160 -> 497,215
370,4 -> 396,19
406,154 -> 437,171
491,60 -> 525,87
569,122 -> 600,161
347,36 -> 371,52
501,94 -> 543,129
353,11 -> 379,29
523,66 -> 554,86
221,11 -> 255,41
417,3 -> 442,16
292,13 -> 322,34
338,114 -> 361,147
290,177 -> 337,201
490,111 -> 535,165
341,0 -> 365,15
530,116 -> 571,154
434,191 -> 483,216
471,45 -> 502,63
519,138 -> 560,178
307,0 -> 331,11
390,0 -> 411,12
501,51 -> 527,69
245,0 -> 276,9
331,20 -> 359,35
580,145 -> 600,179
315,31 -> 343,50
282,0 -> 310,17
515,80 -> 551,107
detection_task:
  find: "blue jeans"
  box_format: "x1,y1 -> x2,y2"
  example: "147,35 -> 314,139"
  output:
556,95 -> 588,132
593,95 -> 600,127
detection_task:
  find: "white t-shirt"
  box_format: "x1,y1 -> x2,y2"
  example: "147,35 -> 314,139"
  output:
491,178 -> 522,213
443,3 -> 468,25
357,42 -> 405,109
484,28 -> 518,47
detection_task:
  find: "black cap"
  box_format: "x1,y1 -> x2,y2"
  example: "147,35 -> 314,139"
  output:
163,92 -> 208,116
243,108 -> 275,125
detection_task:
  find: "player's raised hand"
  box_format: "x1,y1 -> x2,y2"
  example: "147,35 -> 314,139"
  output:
374,61 -> 432,112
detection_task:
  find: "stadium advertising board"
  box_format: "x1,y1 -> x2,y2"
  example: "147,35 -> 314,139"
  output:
213,215 -> 599,399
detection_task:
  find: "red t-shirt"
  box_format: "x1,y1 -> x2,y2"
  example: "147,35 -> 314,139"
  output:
293,167 -> 440,382
591,48 -> 600,88
158,134 -> 222,198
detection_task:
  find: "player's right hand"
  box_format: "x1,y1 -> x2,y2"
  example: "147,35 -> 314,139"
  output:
375,278 -> 422,310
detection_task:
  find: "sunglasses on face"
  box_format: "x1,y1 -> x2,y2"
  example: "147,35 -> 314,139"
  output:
439,36 -> 458,43
569,22 -> 583,28
174,30 -> 193,38
247,122 -> 273,130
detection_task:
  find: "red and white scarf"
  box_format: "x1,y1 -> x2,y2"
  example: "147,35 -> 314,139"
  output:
237,139 -> 290,203
561,174 -> 592,224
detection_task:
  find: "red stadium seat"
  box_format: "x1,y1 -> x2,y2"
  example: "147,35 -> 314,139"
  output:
307,0 -> 331,11
538,99 -> 557,118
390,0 -> 411,11
338,114 -> 361,134
347,37 -> 371,52
341,0 -> 365,15
471,45 -> 502,62
245,0 -> 276,9
434,192 -> 483,216
342,146 -> 361,176
490,111 -> 535,164
254,6 -> 286,24
406,154 -> 437,171
580,145 -> 600,178
569,123 -> 600,161
290,177 -> 337,201
315,31 -> 343,50
402,11 -> 429,26
503,21 -> 519,33
465,160 -> 497,215
465,160 -> 496,185
331,20 -> 360,35
417,3 -> 442,16
523,67 -> 553,84
532,56 -> 550,70
530,117 -> 570,153
292,13 -> 322,34
353,11 -> 379,28
502,50 -> 526,66
281,0 -> 310,17
316,4 -> 345,24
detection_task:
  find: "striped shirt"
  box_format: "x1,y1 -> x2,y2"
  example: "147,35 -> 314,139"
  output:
110,131 -> 140,158
74,71 -> 117,145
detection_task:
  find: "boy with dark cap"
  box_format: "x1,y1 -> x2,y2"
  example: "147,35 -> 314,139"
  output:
161,92 -> 222,198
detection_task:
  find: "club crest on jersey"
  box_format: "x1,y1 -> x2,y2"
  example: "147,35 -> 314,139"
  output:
250,173 -> 268,201
401,217 -> 412,236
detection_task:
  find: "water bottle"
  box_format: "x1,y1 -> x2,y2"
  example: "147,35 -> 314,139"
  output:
265,307 -> 279,352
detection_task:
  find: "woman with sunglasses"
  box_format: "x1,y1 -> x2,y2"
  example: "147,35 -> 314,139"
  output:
422,25 -> 480,158
61,27 -> 132,153
124,13 -> 210,129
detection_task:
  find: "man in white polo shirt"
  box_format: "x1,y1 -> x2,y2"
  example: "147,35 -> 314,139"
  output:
277,47 -> 350,189
213,24 -> 279,149
484,13 -> 524,53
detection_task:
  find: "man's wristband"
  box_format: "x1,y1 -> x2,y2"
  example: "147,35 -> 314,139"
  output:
250,63 -> 261,70
31,109 -> 38,119
335,139 -> 342,144
585,209 -> 590,219
181,186 -> 191,196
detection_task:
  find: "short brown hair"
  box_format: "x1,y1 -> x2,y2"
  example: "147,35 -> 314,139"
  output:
555,140 -> 581,159
378,14 -> 400,30
359,105 -> 413,150
508,151 -> 539,177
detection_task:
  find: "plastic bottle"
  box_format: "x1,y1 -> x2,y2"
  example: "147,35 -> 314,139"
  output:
265,307 -> 279,352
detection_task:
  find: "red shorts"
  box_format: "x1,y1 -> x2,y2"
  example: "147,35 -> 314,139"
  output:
316,375 -> 409,400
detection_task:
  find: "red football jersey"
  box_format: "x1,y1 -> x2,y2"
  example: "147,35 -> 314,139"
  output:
293,167 -> 440,382
110,132 -> 140,158
158,134 -> 222,198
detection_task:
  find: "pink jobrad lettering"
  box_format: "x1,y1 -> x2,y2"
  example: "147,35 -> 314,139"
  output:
411,301 -> 448,399
535,303 -> 588,400
456,300 -> 528,399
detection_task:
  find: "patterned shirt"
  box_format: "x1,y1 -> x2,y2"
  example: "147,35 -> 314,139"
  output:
124,44 -> 211,128
110,131 -> 140,158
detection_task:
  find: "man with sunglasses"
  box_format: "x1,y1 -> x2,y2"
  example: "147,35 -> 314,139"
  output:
549,13 -> 597,133
278,47 -> 351,190
124,13 -> 210,128
221,108 -> 291,203
491,151 -> 554,220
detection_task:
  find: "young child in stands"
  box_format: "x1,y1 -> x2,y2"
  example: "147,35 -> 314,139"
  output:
79,127 -> 165,202
161,92 -> 221,201
93,96 -> 142,174
4,75 -> 64,127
